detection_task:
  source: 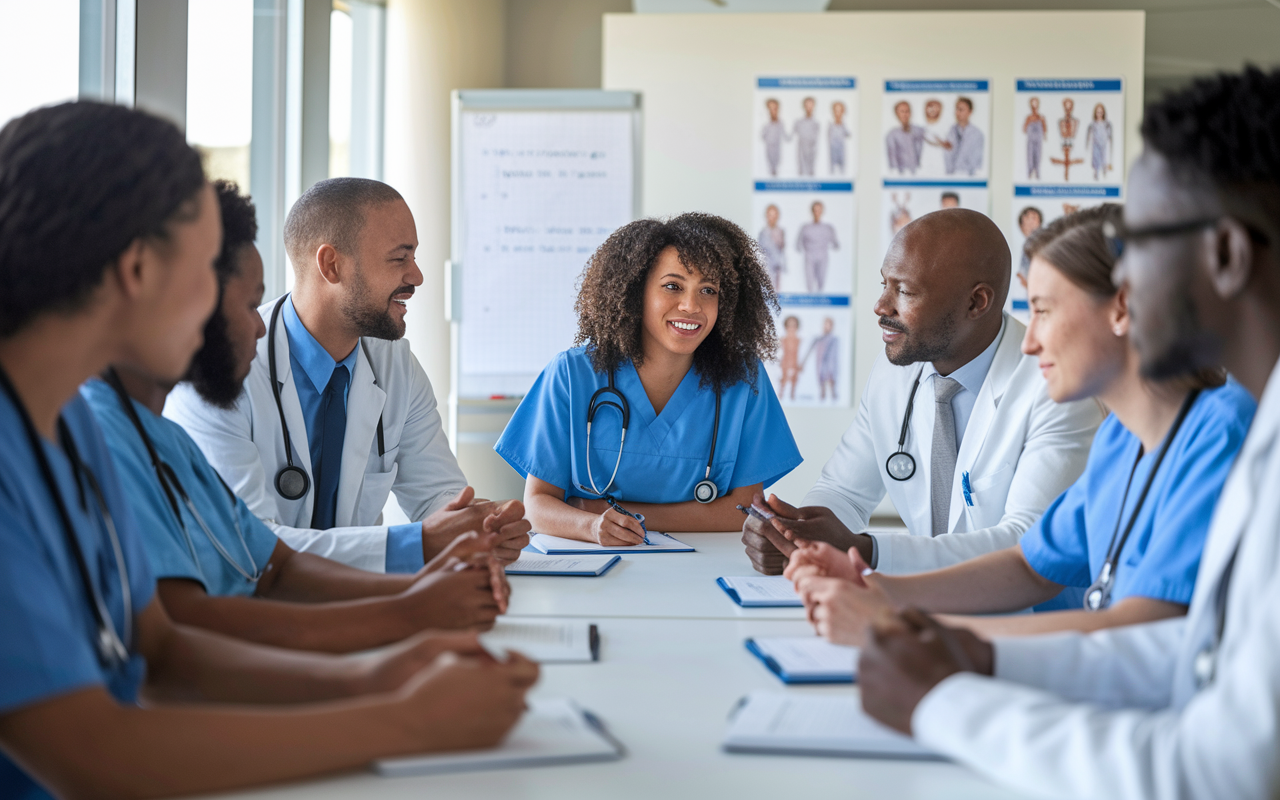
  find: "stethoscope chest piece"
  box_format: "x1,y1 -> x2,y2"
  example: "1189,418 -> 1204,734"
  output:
694,478 -> 719,504
886,451 -> 916,482
275,464 -> 310,501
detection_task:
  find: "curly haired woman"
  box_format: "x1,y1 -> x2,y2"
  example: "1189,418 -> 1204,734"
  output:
495,213 -> 802,545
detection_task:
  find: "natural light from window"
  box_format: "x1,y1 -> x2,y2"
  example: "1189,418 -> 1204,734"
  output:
186,0 -> 254,189
329,4 -> 354,178
0,0 -> 79,127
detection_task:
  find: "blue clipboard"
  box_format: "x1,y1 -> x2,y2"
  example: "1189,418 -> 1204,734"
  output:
744,639 -> 856,685
716,577 -> 804,608
505,555 -> 621,577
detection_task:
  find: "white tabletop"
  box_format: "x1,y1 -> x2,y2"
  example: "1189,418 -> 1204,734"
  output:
210,533 -> 1032,800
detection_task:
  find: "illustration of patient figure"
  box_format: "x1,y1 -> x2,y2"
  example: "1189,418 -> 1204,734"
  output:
940,96 -> 984,175
885,100 -> 925,175
828,101 -> 851,175
1023,96 -> 1046,179
793,96 -> 820,176
889,193 -> 912,236
761,98 -> 788,177
1015,205 -> 1043,287
921,98 -> 948,173
778,316 -> 802,401
1058,97 -> 1079,149
803,316 -> 839,402
1086,102 -> 1113,180
797,200 -> 838,293
940,191 -> 960,209
757,204 -> 787,290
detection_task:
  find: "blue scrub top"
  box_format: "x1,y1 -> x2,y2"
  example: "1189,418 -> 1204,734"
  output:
1021,381 -> 1255,608
0,391 -> 155,799
82,380 -> 279,598
495,347 -> 803,504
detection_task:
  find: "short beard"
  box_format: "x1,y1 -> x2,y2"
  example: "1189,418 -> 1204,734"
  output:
884,309 -> 958,367
1138,291 -> 1222,380
185,305 -> 244,409
343,267 -> 407,341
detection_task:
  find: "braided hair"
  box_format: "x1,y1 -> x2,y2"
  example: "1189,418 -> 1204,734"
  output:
573,213 -> 779,393
0,101 -> 206,336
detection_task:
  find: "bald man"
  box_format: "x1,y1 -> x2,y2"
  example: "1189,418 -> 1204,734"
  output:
166,178 -> 530,573
743,209 -> 1104,577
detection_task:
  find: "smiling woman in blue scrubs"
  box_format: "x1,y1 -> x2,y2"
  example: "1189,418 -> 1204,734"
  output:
786,204 -> 1255,644
496,213 -> 802,544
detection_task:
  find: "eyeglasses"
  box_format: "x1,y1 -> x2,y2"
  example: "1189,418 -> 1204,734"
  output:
1104,217 -> 1271,260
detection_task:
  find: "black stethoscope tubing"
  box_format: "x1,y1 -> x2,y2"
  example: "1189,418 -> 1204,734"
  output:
267,295 -> 384,504
885,366 -> 926,482
1084,389 -> 1200,611
582,368 -> 722,504
0,363 -> 132,669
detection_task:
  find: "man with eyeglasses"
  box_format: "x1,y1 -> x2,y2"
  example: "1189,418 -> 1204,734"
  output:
854,66 -> 1280,800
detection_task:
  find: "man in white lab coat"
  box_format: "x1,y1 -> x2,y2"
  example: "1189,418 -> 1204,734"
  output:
167,178 -> 529,573
857,67 -> 1280,800
743,208 -> 1104,576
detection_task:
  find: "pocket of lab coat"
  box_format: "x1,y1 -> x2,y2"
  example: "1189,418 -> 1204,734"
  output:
358,462 -> 399,522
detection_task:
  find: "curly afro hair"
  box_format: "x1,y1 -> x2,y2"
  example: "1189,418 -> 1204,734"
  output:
211,179 -> 258,286
573,213 -> 779,392
1141,65 -> 1280,192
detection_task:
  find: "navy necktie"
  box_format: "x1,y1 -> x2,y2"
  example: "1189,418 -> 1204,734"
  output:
311,365 -> 349,529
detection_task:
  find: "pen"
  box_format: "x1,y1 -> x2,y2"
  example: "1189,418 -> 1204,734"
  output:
607,497 -> 651,545
961,471 -> 974,507
735,503 -> 776,522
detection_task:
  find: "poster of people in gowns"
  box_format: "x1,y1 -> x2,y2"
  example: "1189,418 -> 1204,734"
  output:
1007,79 -> 1125,320
752,76 -> 856,407
880,79 -> 992,260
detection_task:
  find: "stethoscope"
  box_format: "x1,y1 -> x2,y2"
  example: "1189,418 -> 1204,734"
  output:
267,295 -> 384,503
579,369 -> 722,504
105,370 -> 261,584
885,367 -> 926,482
0,363 -> 132,670
1083,390 -> 1199,612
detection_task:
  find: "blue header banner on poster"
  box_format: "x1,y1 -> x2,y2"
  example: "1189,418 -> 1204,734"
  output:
882,179 -> 988,188
755,181 -> 854,192
1017,79 -> 1123,92
885,80 -> 989,93
777,294 -> 852,307
758,77 -> 857,89
1014,185 -> 1121,198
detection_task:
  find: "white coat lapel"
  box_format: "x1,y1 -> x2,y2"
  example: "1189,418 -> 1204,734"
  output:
948,319 -> 1023,531
270,323 -> 315,520
335,344 -> 387,527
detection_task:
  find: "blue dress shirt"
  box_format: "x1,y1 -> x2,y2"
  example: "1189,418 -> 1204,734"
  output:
282,297 -> 423,571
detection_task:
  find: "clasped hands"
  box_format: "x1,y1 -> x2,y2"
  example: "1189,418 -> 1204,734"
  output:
740,492 -> 994,734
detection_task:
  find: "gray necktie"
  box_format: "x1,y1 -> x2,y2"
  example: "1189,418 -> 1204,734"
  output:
931,376 -> 963,537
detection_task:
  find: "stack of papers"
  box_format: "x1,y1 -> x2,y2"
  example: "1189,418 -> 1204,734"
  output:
480,618 -> 599,663
716,576 -> 803,607
375,698 -> 623,776
745,636 -> 857,684
529,532 -> 694,555
722,692 -> 940,760
505,552 -> 620,576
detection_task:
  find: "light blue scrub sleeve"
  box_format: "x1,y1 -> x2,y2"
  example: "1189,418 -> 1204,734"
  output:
494,351 -> 574,488
385,523 -> 425,572
1018,477 -> 1092,588
725,366 -> 803,490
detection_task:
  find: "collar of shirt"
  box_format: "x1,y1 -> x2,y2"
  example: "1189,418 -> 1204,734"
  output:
282,295 -> 359,399
921,314 -> 1006,448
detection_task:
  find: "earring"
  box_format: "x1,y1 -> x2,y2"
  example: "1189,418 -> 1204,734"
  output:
1113,325 -> 1124,336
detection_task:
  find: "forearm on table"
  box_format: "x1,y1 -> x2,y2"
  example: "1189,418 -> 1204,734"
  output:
524,492 -> 595,541
877,547 -> 1061,614
261,544 -> 414,602
938,596 -> 1187,639
1,686 -> 413,800
623,485 -> 759,532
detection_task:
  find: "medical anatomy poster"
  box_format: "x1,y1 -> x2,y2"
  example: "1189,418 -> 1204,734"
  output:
1007,79 -> 1124,320
752,76 -> 856,407
880,80 -> 991,260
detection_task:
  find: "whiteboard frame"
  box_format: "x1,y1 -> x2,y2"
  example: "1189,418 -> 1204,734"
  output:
448,89 -> 643,444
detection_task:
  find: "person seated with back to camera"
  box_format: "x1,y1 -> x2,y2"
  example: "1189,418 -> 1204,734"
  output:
84,180 -> 518,653
494,213 -> 803,544
741,209 -> 1105,578
165,177 -> 530,575
787,204 -> 1255,645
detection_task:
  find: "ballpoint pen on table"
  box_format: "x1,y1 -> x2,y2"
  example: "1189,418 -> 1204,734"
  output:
606,496 -> 652,545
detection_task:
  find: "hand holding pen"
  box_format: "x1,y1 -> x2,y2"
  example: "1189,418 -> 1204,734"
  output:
606,497 -> 652,545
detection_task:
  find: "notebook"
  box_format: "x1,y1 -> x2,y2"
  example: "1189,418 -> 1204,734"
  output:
717,575 -> 804,607
504,552 -> 620,576
745,636 -> 857,684
479,618 -> 599,663
375,698 -> 624,777
529,531 -> 694,555
722,692 -> 941,760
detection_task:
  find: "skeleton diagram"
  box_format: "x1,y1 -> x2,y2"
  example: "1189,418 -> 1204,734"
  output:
1050,97 -> 1084,181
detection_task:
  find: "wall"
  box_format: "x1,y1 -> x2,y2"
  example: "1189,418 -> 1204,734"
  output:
504,0 -> 631,89
603,11 -> 1145,508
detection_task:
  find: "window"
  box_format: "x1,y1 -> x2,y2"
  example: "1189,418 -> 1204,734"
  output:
0,0 -> 79,126
329,0 -> 385,180
186,0 -> 255,189
329,3 -> 353,177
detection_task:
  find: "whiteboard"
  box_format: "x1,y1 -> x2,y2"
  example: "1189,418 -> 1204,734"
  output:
450,91 -> 641,399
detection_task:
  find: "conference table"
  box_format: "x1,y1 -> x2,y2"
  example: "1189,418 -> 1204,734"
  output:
213,533 -> 1033,800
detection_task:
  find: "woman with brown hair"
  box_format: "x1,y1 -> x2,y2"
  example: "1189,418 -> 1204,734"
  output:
784,204 -> 1257,643
495,213 -> 802,544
